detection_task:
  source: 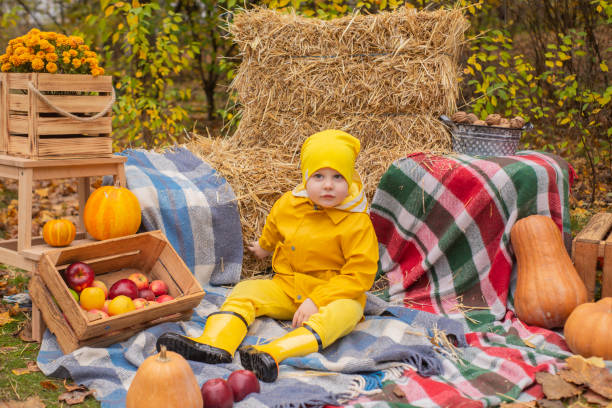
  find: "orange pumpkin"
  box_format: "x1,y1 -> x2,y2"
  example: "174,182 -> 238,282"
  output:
510,214 -> 587,328
564,297 -> 612,359
84,186 -> 141,241
42,219 -> 76,247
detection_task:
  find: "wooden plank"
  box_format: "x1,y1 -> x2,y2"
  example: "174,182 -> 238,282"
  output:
33,163 -> 118,181
34,95 -> 112,114
5,73 -> 32,90
17,168 -> 33,252
28,73 -> 38,158
36,73 -> 113,93
0,164 -> 19,179
29,274 -> 80,353
7,136 -> 29,156
79,293 -> 203,340
575,213 -> 612,242
18,235 -> 92,261
0,244 -> 36,271
8,93 -> 28,112
0,153 -> 126,168
7,115 -> 28,134
157,244 -> 203,295
55,251 -> 143,276
37,137 -> 112,159
31,300 -> 45,343
573,240 -> 599,301
37,116 -> 112,135
0,73 -> 8,153
77,177 -> 90,233
37,253 -> 89,337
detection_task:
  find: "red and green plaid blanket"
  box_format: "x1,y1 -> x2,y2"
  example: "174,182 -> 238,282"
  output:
362,151 -> 577,407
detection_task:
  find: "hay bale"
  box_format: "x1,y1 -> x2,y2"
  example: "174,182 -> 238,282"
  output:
229,6 -> 469,116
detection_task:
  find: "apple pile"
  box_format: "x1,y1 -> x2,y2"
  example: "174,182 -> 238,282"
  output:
200,370 -> 260,408
62,262 -> 174,320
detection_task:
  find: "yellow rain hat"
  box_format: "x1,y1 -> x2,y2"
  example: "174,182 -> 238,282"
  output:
300,129 -> 360,185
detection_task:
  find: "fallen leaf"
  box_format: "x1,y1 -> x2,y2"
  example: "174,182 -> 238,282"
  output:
535,371 -> 583,400
11,361 -> 40,375
63,380 -> 89,392
0,395 -> 46,407
0,346 -> 18,353
583,389 -> 611,406
18,321 -> 35,343
536,400 -> 565,408
0,311 -> 14,326
58,389 -> 95,405
34,188 -> 49,198
565,355 -> 612,399
40,380 -> 58,390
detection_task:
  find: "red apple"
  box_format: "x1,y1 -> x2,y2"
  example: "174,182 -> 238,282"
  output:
227,369 -> 260,402
132,298 -> 150,309
155,294 -> 174,303
128,272 -> 149,290
108,278 -> 139,299
65,262 -> 95,292
90,280 -> 108,299
138,288 -> 155,301
149,280 -> 168,296
201,378 -> 234,408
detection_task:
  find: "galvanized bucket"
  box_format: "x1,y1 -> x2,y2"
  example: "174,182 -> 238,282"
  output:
439,115 -> 533,156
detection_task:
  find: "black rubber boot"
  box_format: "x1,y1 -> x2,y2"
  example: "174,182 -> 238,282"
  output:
156,332 -> 232,364
239,346 -> 279,382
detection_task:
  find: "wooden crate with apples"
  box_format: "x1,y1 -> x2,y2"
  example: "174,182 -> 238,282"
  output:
28,230 -> 205,354
0,72 -> 113,159
572,212 -> 612,301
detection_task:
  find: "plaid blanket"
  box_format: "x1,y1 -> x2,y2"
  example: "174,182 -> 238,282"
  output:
37,286 -> 464,408
360,151 -> 578,406
114,147 -> 243,286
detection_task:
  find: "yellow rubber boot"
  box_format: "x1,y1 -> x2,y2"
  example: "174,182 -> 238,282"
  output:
156,311 -> 248,363
239,326 -> 321,382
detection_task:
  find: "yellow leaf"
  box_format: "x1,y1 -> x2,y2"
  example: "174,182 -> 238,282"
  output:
112,32 -> 119,44
555,60 -> 563,67
132,0 -> 140,7
464,66 -> 475,75
0,311 -> 13,326
105,6 -> 115,17
35,187 -> 49,198
600,62 -> 609,72
558,52 -> 571,61
559,117 -> 570,125
545,61 -> 554,68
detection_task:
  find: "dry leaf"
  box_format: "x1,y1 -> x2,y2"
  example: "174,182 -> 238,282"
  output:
11,361 -> 40,376
0,311 -> 14,326
589,372 -> 612,400
34,188 -> 49,198
0,395 -> 46,407
564,355 -> 612,399
583,389 -> 611,406
560,367 -> 586,385
40,380 -> 58,390
58,389 -> 95,405
536,400 -> 565,408
535,372 -> 583,400
63,380 -> 89,392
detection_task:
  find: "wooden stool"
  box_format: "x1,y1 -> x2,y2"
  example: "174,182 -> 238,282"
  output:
0,154 -> 127,340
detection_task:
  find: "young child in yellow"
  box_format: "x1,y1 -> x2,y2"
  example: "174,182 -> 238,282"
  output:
157,129 -> 379,382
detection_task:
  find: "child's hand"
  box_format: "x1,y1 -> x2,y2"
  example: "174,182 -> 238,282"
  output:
292,298 -> 318,328
247,241 -> 272,260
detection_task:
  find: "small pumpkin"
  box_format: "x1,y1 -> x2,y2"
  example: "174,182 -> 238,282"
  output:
83,186 -> 141,241
126,345 -> 203,408
564,297 -> 612,359
510,214 -> 587,328
42,219 -> 76,247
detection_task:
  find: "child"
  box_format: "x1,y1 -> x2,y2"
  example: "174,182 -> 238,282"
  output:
157,129 -> 379,382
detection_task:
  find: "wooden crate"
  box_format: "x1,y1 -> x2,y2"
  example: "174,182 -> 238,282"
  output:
28,231 -> 205,354
0,72 -> 113,159
572,212 -> 612,301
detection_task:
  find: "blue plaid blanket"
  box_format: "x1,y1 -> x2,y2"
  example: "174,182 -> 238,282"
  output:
113,147 -> 243,286
37,286 -> 464,408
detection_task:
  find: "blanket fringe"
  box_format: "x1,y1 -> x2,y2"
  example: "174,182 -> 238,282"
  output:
341,364 -> 414,401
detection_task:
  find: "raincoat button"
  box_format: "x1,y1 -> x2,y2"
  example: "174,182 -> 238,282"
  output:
291,246 -> 295,251
297,295 -> 302,300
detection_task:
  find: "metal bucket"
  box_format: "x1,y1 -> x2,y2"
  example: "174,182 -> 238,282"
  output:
439,115 -> 533,156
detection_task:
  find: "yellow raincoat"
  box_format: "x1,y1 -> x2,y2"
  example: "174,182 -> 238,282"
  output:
258,188 -> 378,309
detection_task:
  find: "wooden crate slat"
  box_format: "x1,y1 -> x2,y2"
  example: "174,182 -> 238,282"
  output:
575,213 -> 612,243
0,73 -> 8,152
7,136 -> 29,156
7,115 -> 28,134
36,73 -> 113,93
9,94 -> 28,112
38,137 -> 112,159
37,116 -> 112,135
4,73 -> 33,90
11,94 -> 112,114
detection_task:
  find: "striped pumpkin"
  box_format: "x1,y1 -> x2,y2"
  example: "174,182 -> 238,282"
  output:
84,186 -> 142,241
42,219 -> 76,247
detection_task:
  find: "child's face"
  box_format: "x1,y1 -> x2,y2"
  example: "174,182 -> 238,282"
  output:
305,167 -> 349,208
